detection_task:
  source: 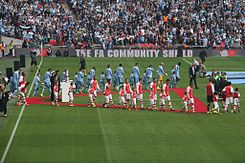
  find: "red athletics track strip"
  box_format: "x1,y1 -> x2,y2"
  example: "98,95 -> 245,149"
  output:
26,89 -> 207,113
172,88 -> 208,113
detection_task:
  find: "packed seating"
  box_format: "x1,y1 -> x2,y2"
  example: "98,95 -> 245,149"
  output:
0,0 -> 244,48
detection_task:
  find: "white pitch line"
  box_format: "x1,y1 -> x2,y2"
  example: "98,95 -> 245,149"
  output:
182,58 -> 192,65
0,52 -> 43,163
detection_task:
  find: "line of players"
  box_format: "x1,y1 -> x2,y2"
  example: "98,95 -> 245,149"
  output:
13,68 -> 241,114
87,76 -> 195,112
37,62 -> 181,105
29,61 -> 195,111
71,62 -> 181,94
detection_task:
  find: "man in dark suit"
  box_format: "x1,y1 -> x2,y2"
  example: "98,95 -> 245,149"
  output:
50,70 -> 61,105
50,71 -> 56,105
189,64 -> 199,89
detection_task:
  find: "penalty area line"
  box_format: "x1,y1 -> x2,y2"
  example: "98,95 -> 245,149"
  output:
0,54 -> 43,163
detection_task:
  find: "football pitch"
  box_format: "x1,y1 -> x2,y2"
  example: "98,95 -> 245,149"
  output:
0,56 -> 245,162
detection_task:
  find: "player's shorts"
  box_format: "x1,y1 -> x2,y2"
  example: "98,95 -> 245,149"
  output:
188,98 -> 194,104
108,94 -> 113,101
225,97 -> 233,105
118,77 -> 124,84
119,96 -> 125,105
13,81 -> 18,90
89,94 -> 93,101
149,99 -> 155,105
153,94 -> 157,101
134,76 -> 139,83
207,95 -> 213,103
160,96 -> 170,105
77,81 -> 84,87
105,96 -> 110,103
234,98 -> 240,106
164,95 -> 171,101
148,77 -> 153,83
54,92 -> 58,101
69,92 -> 74,102
34,83 -> 39,91
44,81 -> 51,89
93,90 -> 97,97
160,98 -> 165,105
213,102 -> 219,109
132,98 -> 137,106
125,93 -> 131,100
183,101 -> 188,107
137,94 -> 143,101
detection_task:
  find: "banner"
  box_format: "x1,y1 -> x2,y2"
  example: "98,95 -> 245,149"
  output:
79,49 -> 193,58
14,48 -> 245,57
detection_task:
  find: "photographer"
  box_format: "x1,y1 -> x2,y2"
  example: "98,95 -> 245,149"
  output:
63,49 -> 69,57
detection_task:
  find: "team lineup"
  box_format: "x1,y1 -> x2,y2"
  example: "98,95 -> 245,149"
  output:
10,59 -> 241,114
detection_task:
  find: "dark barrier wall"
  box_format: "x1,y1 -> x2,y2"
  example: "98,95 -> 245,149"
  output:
15,48 -> 31,56
14,48 -> 245,57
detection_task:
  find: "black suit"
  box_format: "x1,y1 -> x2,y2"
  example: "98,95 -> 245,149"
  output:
189,66 -> 198,88
50,74 -> 55,102
0,91 -> 9,115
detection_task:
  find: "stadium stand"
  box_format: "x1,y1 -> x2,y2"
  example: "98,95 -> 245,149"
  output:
0,0 -> 244,49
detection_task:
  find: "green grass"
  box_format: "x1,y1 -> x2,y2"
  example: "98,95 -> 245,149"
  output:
0,56 -> 245,162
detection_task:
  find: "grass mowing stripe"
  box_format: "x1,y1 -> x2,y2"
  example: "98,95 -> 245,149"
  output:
92,57 -> 138,163
182,58 -> 192,65
0,53 -> 43,163
96,109 -> 111,163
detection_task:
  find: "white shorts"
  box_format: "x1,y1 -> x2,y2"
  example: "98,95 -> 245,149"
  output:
153,94 -> 157,101
160,98 -> 165,105
160,96 -> 171,105
93,90 -> 97,97
69,92 -> 74,102
188,98 -> 194,104
226,97 -> 233,105
164,95 -> 171,101
119,96 -> 125,105
213,101 -> 219,109
105,96 -> 110,103
149,99 -> 155,105
54,92 -> 58,100
234,98 -> 240,106
132,98 -> 137,106
183,101 -> 188,108
89,94 -> 93,101
137,94 -> 143,101
109,94 -> 112,101
125,93 -> 131,100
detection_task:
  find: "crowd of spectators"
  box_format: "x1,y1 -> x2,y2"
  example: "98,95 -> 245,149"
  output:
0,0 -> 74,47
0,0 -> 244,49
